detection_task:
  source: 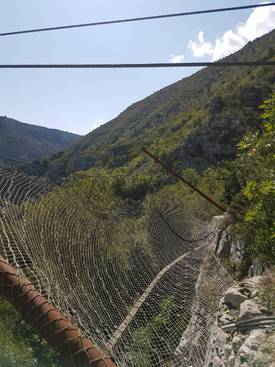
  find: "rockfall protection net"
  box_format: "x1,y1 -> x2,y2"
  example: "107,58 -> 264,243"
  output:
0,168 -> 233,366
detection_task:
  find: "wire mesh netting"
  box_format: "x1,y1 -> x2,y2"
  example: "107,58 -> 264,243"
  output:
0,168 -> 233,366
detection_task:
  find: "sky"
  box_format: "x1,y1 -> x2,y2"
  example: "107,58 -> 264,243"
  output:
0,1 -> 274,135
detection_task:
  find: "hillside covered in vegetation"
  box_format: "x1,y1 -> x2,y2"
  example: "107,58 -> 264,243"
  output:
25,28 -> 275,269
0,116 -> 80,167
44,29 -> 275,181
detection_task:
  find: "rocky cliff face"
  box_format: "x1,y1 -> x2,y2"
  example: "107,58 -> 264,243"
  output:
175,215 -> 235,366
204,276 -> 275,367
176,214 -> 275,366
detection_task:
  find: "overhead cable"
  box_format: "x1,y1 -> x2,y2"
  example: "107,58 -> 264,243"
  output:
0,61 -> 274,69
0,3 -> 274,37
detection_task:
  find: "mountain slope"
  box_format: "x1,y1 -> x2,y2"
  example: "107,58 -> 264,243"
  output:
0,116 -> 80,167
47,29 -> 275,180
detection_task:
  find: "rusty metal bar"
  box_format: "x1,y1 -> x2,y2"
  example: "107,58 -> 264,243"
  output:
142,147 -> 226,213
0,256 -> 117,367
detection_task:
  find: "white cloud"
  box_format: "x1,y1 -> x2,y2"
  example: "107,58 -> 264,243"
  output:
188,4 -> 275,60
169,54 -> 185,63
238,3 -> 275,40
188,31 -> 213,57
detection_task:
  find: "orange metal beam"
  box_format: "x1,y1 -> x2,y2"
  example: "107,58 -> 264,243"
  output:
0,256 -> 117,367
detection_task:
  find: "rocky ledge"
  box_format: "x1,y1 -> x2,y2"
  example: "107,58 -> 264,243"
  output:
204,275 -> 275,367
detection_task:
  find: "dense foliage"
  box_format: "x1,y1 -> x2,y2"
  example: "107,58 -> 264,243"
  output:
227,93 -> 275,263
125,296 -> 187,366
0,299 -> 64,367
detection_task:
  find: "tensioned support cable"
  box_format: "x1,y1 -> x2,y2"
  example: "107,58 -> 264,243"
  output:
142,147 -> 227,213
0,61 -> 274,69
0,3 -> 274,37
106,246 -> 203,351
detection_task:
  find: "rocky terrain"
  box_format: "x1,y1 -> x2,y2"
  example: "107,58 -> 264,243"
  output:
176,214 -> 275,366
205,274 -> 275,367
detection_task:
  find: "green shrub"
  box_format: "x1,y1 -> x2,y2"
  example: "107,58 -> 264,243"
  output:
229,93 -> 275,263
0,299 -> 63,367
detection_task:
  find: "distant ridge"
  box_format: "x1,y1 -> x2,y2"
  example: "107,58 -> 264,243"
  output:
0,116 -> 80,167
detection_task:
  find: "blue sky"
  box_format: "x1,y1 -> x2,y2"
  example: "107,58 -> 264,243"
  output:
0,1 -> 274,135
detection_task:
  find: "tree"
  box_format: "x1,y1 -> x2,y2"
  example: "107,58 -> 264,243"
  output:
231,93 -> 275,263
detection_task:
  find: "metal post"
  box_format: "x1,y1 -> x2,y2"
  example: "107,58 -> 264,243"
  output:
142,148 -> 226,213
